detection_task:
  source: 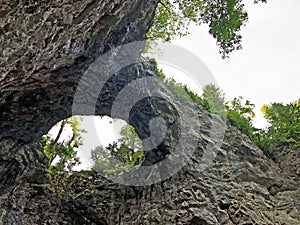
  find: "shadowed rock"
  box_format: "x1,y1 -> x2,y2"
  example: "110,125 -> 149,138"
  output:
0,1 -> 299,224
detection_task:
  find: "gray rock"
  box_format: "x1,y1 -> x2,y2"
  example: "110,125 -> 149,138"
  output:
0,1 -> 299,225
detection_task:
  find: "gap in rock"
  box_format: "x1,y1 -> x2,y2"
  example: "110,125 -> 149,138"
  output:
75,116 -> 127,171
45,116 -> 142,172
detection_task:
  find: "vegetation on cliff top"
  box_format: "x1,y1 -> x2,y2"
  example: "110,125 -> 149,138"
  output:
42,0 -> 299,175
148,61 -> 300,159
42,62 -> 299,177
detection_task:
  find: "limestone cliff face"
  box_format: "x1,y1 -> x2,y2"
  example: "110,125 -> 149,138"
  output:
0,0 -> 158,184
1,124 -> 299,224
0,1 -> 299,224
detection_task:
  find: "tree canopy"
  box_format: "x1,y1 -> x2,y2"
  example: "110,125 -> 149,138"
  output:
42,117 -> 85,174
91,124 -> 144,174
258,100 -> 300,152
148,0 -> 267,57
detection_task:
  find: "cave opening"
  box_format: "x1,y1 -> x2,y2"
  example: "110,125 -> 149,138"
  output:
44,115 -> 143,173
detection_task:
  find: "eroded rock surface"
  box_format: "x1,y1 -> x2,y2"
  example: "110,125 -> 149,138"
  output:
0,1 -> 299,225
2,125 -> 299,224
0,0 -> 158,185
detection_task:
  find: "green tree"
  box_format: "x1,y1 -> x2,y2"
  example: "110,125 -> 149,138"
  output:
90,145 -> 115,173
259,99 -> 300,152
225,97 -> 257,141
148,0 -> 267,57
42,117 -> 85,174
146,59 -> 300,160
148,58 -> 203,105
119,125 -> 143,153
91,124 -> 144,174
226,97 -> 255,120
201,84 -> 226,114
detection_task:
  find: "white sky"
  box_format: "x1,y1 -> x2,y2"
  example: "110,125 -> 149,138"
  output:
72,0 -> 300,169
169,0 -> 300,128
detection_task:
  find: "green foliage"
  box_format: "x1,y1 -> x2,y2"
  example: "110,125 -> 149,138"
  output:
149,58 -> 299,161
149,58 -> 299,160
258,99 -> 300,153
165,77 -> 195,101
147,57 -> 166,79
42,117 -> 85,175
148,58 -> 203,105
148,0 -> 267,57
198,86 -> 258,145
91,124 -> 144,174
149,59 -> 225,113
226,110 -> 253,136
226,97 -> 255,120
224,97 -> 300,159
119,125 -> 143,151
225,96 -> 257,137
201,84 -> 226,114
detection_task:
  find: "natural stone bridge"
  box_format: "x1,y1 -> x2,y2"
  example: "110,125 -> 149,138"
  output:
0,1 -> 299,224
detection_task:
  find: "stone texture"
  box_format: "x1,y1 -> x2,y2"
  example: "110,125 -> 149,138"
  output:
0,0 -> 158,184
0,1 -> 299,225
0,0 -> 158,143
1,125 -> 299,224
